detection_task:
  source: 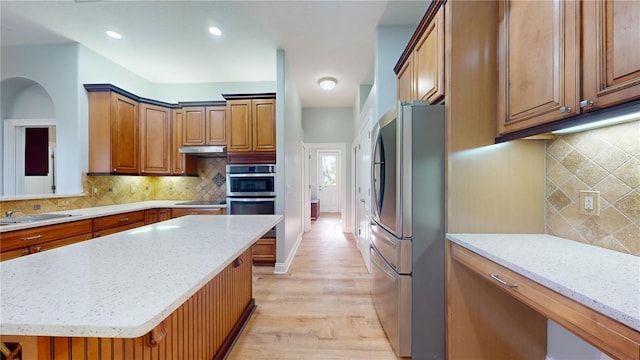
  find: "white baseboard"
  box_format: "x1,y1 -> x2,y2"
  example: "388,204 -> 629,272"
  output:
274,231 -> 303,274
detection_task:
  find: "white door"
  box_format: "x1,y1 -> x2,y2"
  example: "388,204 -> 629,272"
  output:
317,150 -> 340,212
356,112 -> 372,271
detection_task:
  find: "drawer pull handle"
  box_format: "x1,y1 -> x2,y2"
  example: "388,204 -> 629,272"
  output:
21,235 -> 43,241
490,273 -> 518,288
118,217 -> 129,222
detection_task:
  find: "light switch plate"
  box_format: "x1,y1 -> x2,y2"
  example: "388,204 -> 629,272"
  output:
579,190 -> 600,216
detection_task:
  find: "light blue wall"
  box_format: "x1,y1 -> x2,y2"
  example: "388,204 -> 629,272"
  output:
374,25 -> 414,120
154,82 -> 276,103
275,49 -> 304,272
2,43 -> 81,195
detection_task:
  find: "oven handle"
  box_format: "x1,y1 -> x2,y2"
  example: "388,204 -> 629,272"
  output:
228,198 -> 276,202
227,173 -> 276,178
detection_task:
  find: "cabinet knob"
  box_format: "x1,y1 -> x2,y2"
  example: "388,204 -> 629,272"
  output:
22,249 -> 30,255
113,168 -> 117,172
34,246 -> 42,252
580,100 -> 594,108
559,106 -> 572,113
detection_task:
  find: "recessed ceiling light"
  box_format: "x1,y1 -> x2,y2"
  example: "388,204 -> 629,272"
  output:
318,77 -> 337,91
106,30 -> 122,40
209,27 -> 222,36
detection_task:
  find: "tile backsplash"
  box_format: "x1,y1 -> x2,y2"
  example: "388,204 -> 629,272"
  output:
0,158 -> 227,215
546,120 -> 639,255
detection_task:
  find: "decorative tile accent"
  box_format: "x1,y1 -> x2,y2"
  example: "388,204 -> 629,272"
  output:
212,172 -> 226,187
546,120 -> 640,255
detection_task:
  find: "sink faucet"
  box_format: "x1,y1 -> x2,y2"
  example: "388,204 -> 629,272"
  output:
5,210 -> 19,218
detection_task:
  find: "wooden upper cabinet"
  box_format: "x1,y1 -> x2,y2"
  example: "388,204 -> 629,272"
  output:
227,100 -> 253,152
414,6 -> 445,103
110,93 -> 139,174
182,107 -> 207,146
252,99 -> 276,152
139,103 -> 171,175
497,0 -> 579,135
227,98 -> 276,153
582,0 -> 640,112
172,109 -> 197,176
397,57 -> 414,102
395,3 -> 445,104
87,87 -> 139,175
206,106 -> 227,145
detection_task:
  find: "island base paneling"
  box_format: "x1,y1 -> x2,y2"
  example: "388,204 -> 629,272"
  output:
4,249 -> 254,360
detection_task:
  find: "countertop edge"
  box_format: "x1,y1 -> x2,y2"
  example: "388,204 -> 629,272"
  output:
446,233 -> 640,332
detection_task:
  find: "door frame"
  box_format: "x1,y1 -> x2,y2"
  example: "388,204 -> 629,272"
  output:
302,142 -> 347,231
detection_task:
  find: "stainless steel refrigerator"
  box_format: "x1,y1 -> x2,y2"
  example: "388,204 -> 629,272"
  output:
370,101 -> 445,359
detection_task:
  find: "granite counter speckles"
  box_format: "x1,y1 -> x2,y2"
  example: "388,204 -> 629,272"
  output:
446,233 -> 640,331
0,214 -> 282,338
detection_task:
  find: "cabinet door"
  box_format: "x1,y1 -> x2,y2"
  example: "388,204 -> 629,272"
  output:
414,6 -> 445,104
397,56 -> 414,101
172,109 -> 198,176
252,99 -> 276,152
582,0 -> 640,111
110,92 -> 139,174
227,100 -> 252,152
206,106 -> 227,145
497,0 -> 579,135
182,107 -> 206,146
139,103 -> 171,175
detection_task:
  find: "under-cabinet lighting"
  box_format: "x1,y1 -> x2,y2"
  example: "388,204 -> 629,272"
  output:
552,111 -> 640,134
105,30 -> 122,40
208,27 -> 222,36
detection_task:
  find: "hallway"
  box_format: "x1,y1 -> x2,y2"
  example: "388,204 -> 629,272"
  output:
228,213 -> 398,359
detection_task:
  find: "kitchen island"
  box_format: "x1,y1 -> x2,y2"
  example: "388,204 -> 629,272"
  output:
0,214 -> 282,359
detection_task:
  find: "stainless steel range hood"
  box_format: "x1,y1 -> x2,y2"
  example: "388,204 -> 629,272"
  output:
178,146 -> 226,157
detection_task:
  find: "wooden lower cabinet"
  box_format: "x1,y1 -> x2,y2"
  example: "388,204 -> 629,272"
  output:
447,242 -> 640,360
171,207 -> 225,218
145,208 -> 172,224
2,249 -> 255,360
92,211 -> 146,238
252,237 -> 276,265
0,220 -> 93,261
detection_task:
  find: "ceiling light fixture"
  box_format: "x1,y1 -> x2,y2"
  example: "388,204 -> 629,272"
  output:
105,30 -> 122,40
208,27 -> 222,36
318,77 -> 337,91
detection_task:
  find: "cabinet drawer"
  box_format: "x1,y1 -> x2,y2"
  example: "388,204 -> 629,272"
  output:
451,243 -> 640,360
93,221 -> 145,238
30,233 -> 93,254
0,220 -> 93,252
93,211 -> 145,231
252,238 -> 275,265
171,208 -> 223,218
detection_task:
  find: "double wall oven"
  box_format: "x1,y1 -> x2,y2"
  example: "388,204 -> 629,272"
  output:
226,164 -> 276,237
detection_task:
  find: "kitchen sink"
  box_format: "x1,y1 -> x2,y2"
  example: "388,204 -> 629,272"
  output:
0,213 -> 77,225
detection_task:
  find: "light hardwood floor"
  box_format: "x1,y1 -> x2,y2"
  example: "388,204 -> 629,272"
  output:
228,213 -> 400,359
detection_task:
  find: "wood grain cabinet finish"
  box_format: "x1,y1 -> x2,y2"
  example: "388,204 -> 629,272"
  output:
447,242 -> 640,360
144,208 -> 172,224
6,249 -> 255,360
88,91 -> 139,175
92,211 -> 146,238
171,109 -> 198,176
227,98 -> 276,153
139,103 -> 171,175
498,0 -> 640,136
0,220 -> 93,261
395,4 -> 445,104
582,0 -> 640,112
182,106 -> 227,146
252,238 -> 276,265
171,207 -> 225,218
498,0 -> 580,135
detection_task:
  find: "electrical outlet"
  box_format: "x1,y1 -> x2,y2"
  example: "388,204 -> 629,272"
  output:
93,187 -> 99,194
130,184 -> 136,193
579,191 -> 600,216
58,199 -> 70,206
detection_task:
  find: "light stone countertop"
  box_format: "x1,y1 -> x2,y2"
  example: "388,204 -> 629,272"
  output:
446,233 -> 640,331
0,214 -> 282,338
0,200 -> 226,232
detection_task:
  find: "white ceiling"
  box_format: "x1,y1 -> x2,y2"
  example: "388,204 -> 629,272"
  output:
1,0 -> 428,107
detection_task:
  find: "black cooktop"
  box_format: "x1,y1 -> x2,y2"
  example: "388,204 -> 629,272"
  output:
176,200 -> 226,206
